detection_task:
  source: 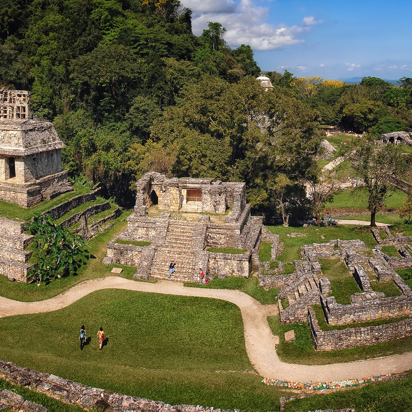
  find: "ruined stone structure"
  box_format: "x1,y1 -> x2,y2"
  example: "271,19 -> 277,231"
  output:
0,89 -> 71,207
104,172 -> 263,282
256,75 -> 273,89
261,229 -> 412,351
376,131 -> 412,147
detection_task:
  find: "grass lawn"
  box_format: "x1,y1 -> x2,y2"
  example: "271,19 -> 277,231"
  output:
0,290 -> 292,411
326,188 -> 406,210
397,268 -> 412,289
259,242 -> 272,262
370,279 -> 402,297
319,258 -> 361,304
268,225 -> 377,265
185,276 -> 280,305
380,245 -> 401,257
284,370 -> 412,412
338,213 -> 402,225
0,210 -> 135,302
0,183 -> 91,221
268,315 -> 412,365
115,239 -> 151,247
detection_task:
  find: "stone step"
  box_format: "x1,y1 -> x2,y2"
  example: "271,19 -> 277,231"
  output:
308,278 -> 317,290
294,290 -> 299,301
0,257 -> 31,282
287,295 -> 295,305
0,233 -> 33,250
0,246 -> 32,263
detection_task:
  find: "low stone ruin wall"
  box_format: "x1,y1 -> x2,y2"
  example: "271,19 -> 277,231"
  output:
60,202 -> 111,228
208,251 -> 251,278
322,295 -> 412,326
42,190 -> 97,220
0,359 -> 243,411
308,307 -> 412,351
104,241 -> 145,266
259,273 -> 294,288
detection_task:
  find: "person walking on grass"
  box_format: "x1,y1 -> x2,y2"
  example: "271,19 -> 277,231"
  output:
168,261 -> 176,278
199,268 -> 205,284
97,326 -> 105,350
79,325 -> 86,350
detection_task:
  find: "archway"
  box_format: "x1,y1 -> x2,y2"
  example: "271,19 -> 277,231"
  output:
150,190 -> 158,205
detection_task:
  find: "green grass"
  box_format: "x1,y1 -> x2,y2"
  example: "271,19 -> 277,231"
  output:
326,188 -> 406,209
397,268 -> 412,288
268,315 -> 412,365
338,213 -> 402,225
284,370 -> 412,412
0,210 -> 135,302
371,279 -> 402,297
319,258 -> 361,304
206,247 -> 247,254
115,239 -> 151,247
269,261 -> 279,270
380,245 -> 401,257
0,290 -> 292,411
258,242 -> 272,262
268,225 -> 377,265
185,276 -> 280,305
312,305 -> 406,331
0,183 -> 91,220
0,377 -> 84,411
281,263 -> 295,274
327,133 -> 358,148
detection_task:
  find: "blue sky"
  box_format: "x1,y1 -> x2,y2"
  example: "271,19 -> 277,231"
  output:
182,0 -> 412,80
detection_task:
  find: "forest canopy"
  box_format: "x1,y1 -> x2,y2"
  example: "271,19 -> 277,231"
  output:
1,0 -> 410,219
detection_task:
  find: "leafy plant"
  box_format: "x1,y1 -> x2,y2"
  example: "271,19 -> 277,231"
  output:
27,213 -> 89,283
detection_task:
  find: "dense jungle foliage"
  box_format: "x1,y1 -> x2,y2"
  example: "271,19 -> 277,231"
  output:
1,0 -> 411,219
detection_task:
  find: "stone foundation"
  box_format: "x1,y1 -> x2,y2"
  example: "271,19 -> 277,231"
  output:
308,307 -> 412,351
208,251 -> 251,278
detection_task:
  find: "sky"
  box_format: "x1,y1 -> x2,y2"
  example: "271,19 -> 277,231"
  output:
182,0 -> 412,80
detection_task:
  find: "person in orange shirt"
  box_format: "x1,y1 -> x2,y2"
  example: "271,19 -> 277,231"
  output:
97,327 -> 105,350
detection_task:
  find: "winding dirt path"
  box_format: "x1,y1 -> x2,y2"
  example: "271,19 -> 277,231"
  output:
1,276 -> 411,382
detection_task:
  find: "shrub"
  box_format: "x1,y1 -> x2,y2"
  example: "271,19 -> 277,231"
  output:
28,213 -> 89,283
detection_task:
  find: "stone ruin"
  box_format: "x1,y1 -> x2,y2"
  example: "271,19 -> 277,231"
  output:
104,172 -> 264,282
0,89 -> 72,207
376,131 -> 412,147
259,231 -> 412,351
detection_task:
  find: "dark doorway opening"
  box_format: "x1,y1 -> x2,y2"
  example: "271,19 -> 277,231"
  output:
150,190 -> 158,205
9,158 -> 15,178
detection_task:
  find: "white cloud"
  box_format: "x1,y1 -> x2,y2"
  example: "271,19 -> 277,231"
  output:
401,64 -> 412,71
345,63 -> 360,72
389,65 -> 398,69
303,16 -> 322,26
296,65 -> 308,71
183,0 -> 322,51
320,63 -> 325,67
182,0 -> 236,14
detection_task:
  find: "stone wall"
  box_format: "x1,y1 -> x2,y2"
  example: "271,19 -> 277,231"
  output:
43,190 -> 98,220
104,241 -> 144,266
322,294 -> 412,326
208,251 -> 251,278
0,359 -> 246,412
308,306 -> 412,351
60,202 -> 111,228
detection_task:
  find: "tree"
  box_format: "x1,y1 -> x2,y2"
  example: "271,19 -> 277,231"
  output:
351,138 -> 409,226
399,191 -> 412,223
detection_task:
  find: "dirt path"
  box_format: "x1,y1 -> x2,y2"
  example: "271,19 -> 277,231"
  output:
0,276 -> 411,382
335,219 -> 389,227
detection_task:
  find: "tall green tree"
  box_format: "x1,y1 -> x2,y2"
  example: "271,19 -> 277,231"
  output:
351,138 -> 409,226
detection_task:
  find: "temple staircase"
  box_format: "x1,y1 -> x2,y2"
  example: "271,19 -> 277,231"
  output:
150,221 -> 197,282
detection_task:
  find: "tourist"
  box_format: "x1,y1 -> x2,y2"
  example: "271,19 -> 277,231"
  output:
79,325 -> 86,350
199,268 -> 205,284
168,261 -> 176,278
97,327 -> 105,350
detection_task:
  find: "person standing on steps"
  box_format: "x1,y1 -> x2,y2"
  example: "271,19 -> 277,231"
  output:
79,325 -> 86,350
199,268 -> 205,284
97,326 -> 105,350
168,261 -> 176,278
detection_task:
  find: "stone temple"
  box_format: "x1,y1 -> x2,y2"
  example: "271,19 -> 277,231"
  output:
104,172 -> 268,282
0,89 -> 71,207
